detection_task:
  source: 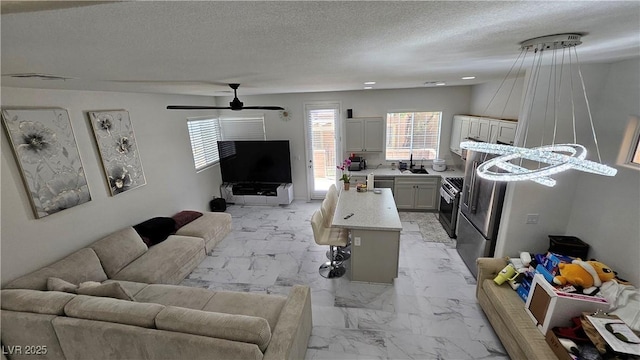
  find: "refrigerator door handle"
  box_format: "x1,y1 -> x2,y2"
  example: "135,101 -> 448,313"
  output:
469,161 -> 479,213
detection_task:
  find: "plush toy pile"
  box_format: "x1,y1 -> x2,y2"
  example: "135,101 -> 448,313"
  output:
502,252 -> 620,300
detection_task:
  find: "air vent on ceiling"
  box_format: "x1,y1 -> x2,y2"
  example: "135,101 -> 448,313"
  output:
4,73 -> 72,80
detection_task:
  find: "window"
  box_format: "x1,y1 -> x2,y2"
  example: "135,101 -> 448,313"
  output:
219,116 -> 266,140
187,117 -> 221,171
617,115 -> 640,170
385,111 -> 442,161
186,115 -> 265,171
632,139 -> 640,166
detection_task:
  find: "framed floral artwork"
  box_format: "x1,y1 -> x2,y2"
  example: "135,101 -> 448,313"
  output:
1,108 -> 92,218
87,110 -> 146,196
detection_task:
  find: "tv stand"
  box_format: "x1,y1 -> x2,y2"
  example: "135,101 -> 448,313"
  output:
220,183 -> 293,205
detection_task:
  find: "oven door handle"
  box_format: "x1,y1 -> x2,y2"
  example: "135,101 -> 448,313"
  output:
439,187 -> 453,204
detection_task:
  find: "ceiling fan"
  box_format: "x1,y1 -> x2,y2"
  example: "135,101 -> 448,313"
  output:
166,83 -> 284,111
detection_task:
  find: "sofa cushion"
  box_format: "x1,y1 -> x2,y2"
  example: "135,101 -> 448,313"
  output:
52,317 -> 263,360
175,212 -> 232,253
47,277 -> 78,293
133,217 -> 177,246
112,235 -> 205,284
64,295 -> 164,328
156,306 -> 272,352
90,227 -> 148,278
203,291 -> 287,331
1,289 -> 75,315
4,248 -> 108,290
2,311 -> 68,360
102,279 -> 149,297
133,284 -> 215,310
77,282 -> 134,301
172,210 -> 203,230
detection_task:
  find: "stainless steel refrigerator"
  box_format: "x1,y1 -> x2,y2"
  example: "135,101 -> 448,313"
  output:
456,150 -> 507,278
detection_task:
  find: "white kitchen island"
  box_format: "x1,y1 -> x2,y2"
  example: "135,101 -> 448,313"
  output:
332,188 -> 403,284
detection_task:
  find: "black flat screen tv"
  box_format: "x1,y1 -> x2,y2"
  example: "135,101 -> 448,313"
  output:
217,140 -> 292,184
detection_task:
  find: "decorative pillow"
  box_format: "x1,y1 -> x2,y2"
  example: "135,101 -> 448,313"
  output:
133,217 -> 176,246
172,210 -> 203,230
76,282 -> 134,301
47,277 -> 78,294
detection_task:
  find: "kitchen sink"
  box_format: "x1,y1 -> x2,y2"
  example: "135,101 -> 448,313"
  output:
410,168 -> 429,174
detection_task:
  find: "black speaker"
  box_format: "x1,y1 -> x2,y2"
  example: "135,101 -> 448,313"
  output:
347,109 -> 353,118
209,197 -> 227,212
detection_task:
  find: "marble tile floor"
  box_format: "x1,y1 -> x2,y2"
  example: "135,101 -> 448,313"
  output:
180,200 -> 508,360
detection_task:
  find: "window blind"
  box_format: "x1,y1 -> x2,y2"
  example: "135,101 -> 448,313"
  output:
219,116 -> 266,140
385,111 -> 442,161
187,118 -> 221,170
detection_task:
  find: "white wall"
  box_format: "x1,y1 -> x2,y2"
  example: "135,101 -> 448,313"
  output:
220,86 -> 472,199
565,58 -> 640,285
469,76 -> 524,120
491,60 -> 640,285
1,87 -> 220,285
2,85 -> 470,283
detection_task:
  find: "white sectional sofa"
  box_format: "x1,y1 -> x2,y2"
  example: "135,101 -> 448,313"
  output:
1,211 -> 313,360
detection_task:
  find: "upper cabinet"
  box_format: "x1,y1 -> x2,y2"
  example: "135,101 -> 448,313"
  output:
450,115 -> 470,156
495,121 -> 517,145
450,115 -> 518,155
468,117 -> 491,142
345,117 -> 384,152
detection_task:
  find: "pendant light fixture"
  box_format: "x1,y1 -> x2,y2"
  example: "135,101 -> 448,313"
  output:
461,33 -> 617,187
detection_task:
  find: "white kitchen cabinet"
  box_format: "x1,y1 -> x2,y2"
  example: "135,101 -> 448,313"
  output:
496,120 -> 517,145
451,115 -> 518,154
345,117 -> 384,152
393,177 -> 440,211
468,117 -> 491,142
450,115 -> 470,156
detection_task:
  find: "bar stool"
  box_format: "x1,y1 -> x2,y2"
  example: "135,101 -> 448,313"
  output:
310,210 -> 348,278
326,184 -> 338,213
321,196 -> 351,261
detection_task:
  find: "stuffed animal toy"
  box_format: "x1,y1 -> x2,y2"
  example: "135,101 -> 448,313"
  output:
553,260 -> 615,288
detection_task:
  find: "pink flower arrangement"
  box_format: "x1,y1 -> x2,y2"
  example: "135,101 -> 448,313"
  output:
337,158 -> 352,183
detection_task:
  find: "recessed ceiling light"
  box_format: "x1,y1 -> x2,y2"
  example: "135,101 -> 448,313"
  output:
435,82 -> 446,86
364,81 -> 376,85
462,76 -> 476,80
364,86 -> 373,90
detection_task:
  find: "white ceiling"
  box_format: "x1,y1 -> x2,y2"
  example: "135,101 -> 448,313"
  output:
2,1 -> 639,97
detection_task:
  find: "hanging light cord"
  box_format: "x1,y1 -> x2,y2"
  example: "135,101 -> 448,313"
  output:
569,48 -> 578,143
483,48 -> 527,117
574,47 -> 604,163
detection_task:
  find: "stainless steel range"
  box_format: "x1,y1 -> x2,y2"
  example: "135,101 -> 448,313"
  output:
438,177 -> 463,238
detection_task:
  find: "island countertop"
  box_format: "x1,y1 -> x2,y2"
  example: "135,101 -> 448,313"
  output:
331,188 -> 402,231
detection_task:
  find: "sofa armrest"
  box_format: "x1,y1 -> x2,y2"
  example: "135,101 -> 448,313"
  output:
263,285 -> 312,360
476,257 -> 508,298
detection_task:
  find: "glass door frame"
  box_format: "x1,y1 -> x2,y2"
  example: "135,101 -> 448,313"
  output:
303,101 -> 342,200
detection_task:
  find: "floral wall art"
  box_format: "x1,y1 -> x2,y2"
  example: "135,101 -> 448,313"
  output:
88,110 -> 146,196
1,108 -> 91,218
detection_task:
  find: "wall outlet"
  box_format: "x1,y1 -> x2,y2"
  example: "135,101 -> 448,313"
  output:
354,237 -> 361,246
526,214 -> 539,224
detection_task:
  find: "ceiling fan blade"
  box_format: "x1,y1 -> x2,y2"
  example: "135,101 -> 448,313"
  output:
242,106 -> 285,111
166,105 -> 232,110
166,85 -> 284,111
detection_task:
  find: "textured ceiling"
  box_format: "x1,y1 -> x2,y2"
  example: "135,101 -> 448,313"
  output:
1,1 -> 639,97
